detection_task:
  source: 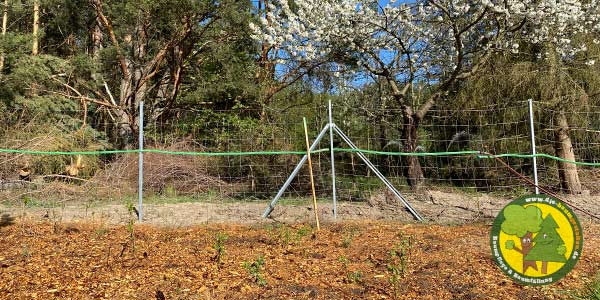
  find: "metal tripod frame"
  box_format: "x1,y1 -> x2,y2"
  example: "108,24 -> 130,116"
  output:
262,102 -> 424,221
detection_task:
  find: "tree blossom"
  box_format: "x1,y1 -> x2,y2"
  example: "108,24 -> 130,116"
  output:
251,0 -> 600,188
252,0 -> 600,92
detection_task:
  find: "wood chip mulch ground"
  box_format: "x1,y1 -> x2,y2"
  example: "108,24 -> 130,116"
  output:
0,220 -> 598,300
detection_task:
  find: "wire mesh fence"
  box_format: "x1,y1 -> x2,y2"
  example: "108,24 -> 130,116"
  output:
0,100 -> 599,223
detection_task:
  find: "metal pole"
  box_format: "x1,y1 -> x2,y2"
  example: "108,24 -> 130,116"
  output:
328,100 -> 337,220
333,125 -> 424,221
263,124 -> 330,218
138,101 -> 144,222
528,99 -> 540,194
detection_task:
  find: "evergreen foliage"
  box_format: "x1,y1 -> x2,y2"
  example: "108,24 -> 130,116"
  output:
0,1 -> 598,192
525,214 -> 568,263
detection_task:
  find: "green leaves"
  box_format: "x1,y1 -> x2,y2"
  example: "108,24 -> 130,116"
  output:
212,232 -> 228,265
243,255 -> 267,287
501,205 -> 543,238
505,240 -> 515,250
8,55 -> 72,91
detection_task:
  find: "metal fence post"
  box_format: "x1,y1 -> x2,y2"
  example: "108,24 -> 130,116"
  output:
328,100 -> 337,220
528,99 -> 540,194
138,101 -> 144,222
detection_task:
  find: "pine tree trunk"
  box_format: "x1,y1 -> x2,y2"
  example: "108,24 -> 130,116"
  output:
401,107 -> 424,190
115,19 -> 148,149
256,0 -> 273,84
91,14 -> 103,59
0,0 -> 8,71
554,112 -> 582,194
32,0 -> 39,55
114,109 -> 133,149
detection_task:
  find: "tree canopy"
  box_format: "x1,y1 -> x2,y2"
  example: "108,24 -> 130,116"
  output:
501,205 -> 542,238
0,0 -> 599,195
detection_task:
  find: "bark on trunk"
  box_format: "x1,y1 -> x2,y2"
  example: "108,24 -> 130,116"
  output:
32,0 -> 39,55
116,19 -> 148,148
92,1 -> 195,148
401,107 -> 424,190
554,112 -> 582,194
115,109 -> 133,149
255,0 -> 274,84
0,0 -> 8,71
91,15 -> 103,59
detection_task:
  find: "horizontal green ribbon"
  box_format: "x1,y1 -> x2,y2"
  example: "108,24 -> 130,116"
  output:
0,148 -> 598,166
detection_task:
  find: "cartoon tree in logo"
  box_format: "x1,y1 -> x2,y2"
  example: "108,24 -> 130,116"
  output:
524,214 -> 567,274
501,205 -> 543,273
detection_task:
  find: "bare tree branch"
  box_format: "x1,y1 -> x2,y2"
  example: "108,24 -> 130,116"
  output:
90,0 -> 129,78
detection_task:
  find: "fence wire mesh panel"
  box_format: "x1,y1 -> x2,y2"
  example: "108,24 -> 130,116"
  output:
0,100 -> 599,224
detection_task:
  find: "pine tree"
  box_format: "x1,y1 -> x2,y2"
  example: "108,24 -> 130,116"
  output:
525,214 -> 567,274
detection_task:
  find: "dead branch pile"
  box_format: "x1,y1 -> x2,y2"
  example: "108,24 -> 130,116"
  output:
93,140 -> 230,196
580,168 -> 600,195
0,124 -> 104,181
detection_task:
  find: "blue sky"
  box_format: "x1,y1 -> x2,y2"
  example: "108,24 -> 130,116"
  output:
254,0 -> 410,92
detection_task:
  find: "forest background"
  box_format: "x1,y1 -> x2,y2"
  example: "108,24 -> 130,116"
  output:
1,0 -> 599,206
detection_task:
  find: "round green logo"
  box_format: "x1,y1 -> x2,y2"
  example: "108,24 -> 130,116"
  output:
490,194 -> 583,285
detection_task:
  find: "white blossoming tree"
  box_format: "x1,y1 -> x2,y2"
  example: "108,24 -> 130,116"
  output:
252,0 -> 600,188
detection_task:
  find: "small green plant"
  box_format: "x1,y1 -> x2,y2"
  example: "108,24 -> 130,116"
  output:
21,195 -> 32,207
94,227 -> 109,238
21,244 -> 30,258
342,228 -> 359,248
338,256 -> 363,284
278,225 -> 292,245
120,201 -> 137,256
212,232 -> 228,264
266,224 -> 310,246
243,255 -> 267,286
567,273 -> 600,300
346,270 -> 363,284
387,233 -> 414,297
295,225 -> 312,240
387,234 -> 413,275
338,255 -> 350,267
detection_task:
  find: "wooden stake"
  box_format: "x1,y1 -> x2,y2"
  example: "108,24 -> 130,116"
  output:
303,117 -> 320,231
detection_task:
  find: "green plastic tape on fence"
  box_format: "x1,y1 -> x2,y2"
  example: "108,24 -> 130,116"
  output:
0,149 -> 137,155
1,148 -> 599,166
477,153 -> 600,167
0,148 -> 323,156
141,149 -> 323,156
334,149 -> 600,166
332,148 -> 481,156
0,148 -> 482,157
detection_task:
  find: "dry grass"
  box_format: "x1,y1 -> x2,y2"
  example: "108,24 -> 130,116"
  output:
580,168 -> 600,194
0,124 -> 104,181
92,140 -> 230,198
